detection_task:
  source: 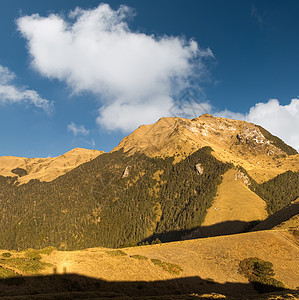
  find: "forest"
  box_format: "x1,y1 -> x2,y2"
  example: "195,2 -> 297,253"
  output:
0,147 -> 297,250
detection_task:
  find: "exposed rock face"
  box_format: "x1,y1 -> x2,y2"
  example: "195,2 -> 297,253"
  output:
195,163 -> 204,175
234,171 -> 251,186
115,114 -> 288,159
114,114 -> 299,183
122,166 -> 130,178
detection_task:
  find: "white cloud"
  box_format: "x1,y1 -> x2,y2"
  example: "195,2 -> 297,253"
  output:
216,99 -> 299,152
246,99 -> 299,151
17,3 -> 213,132
0,65 -> 53,113
67,122 -> 89,136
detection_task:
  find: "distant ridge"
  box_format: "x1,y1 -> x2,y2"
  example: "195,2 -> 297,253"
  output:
0,148 -> 103,184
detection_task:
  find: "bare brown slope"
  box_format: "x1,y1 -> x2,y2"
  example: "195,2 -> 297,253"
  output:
31,230 -> 299,290
114,114 -> 299,183
0,148 -> 103,184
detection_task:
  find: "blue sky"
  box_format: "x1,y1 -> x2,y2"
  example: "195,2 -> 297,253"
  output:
0,0 -> 299,157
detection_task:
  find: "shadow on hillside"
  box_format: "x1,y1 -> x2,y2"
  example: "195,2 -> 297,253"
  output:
143,202 -> 299,245
0,273 -> 290,299
143,220 -> 259,244
251,201 -> 299,232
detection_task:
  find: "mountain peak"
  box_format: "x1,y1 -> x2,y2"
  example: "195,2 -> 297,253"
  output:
114,114 -> 298,182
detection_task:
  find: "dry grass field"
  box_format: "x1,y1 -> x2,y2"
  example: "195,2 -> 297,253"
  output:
0,228 -> 298,299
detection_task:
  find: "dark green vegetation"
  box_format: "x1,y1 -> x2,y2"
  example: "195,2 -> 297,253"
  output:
0,145 -> 298,251
1,252 -> 11,258
238,257 -> 285,293
0,257 -> 51,275
106,250 -> 127,257
257,125 -> 298,155
130,254 -> 148,260
247,170 -> 299,214
0,147 -> 230,250
150,258 -> 183,275
11,168 -> 28,177
254,171 -> 299,214
235,166 -> 299,214
0,250 -> 53,278
0,266 -> 18,278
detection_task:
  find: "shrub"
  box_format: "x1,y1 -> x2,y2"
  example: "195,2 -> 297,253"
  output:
238,257 -> 285,293
151,258 -> 183,275
106,250 -> 127,257
0,258 -> 52,275
130,255 -> 148,260
1,252 -> 12,258
24,249 -> 42,261
11,168 -> 28,177
0,266 -> 18,278
38,246 -> 56,255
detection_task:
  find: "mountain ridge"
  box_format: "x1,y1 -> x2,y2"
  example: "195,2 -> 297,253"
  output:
0,148 -> 103,184
114,114 -> 299,183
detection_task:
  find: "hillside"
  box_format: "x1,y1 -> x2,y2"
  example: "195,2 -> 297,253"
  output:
114,114 -> 299,183
0,115 -> 298,251
0,148 -> 103,184
251,199 -> 299,232
183,168 -> 268,239
44,230 -> 298,289
0,147 -> 232,250
0,229 -> 298,299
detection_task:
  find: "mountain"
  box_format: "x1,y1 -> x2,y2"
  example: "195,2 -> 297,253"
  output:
115,114 -> 299,183
0,148 -> 103,184
0,115 -> 298,251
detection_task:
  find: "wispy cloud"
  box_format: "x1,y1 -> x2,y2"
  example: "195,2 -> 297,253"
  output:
251,5 -> 263,28
85,138 -> 96,147
17,3 -> 213,132
67,122 -> 89,136
0,65 -> 54,114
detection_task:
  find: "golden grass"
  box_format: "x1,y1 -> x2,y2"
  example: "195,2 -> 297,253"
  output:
0,148 -> 103,184
202,168 -> 268,230
31,230 -> 299,289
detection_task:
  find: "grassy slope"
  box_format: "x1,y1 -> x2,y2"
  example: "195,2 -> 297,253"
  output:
31,230 -> 299,291
202,168 -> 268,232
0,230 -> 298,299
0,148 -> 102,184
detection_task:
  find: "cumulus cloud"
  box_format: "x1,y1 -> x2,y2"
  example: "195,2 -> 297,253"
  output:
246,99 -> 299,151
216,99 -> 299,152
0,65 -> 53,113
67,122 -> 89,136
17,3 -> 213,132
